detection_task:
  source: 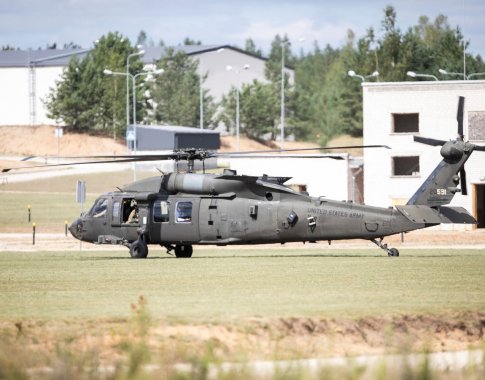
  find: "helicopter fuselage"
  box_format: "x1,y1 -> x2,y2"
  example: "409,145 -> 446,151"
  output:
69,172 -> 428,253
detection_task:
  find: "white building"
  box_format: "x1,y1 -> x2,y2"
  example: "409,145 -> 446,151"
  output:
363,80 -> 485,229
0,45 -> 292,126
227,154 -> 360,202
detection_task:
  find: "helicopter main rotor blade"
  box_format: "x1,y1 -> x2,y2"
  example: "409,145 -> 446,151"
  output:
2,159 -> 152,173
218,154 -> 345,160
42,144 -> 388,163
460,167 -> 468,195
217,144 -> 390,155
1,157 -> 145,173
457,96 -> 465,139
413,136 -> 447,146
3,143 -> 389,173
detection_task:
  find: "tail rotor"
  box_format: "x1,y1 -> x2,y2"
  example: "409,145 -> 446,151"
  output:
413,96 -> 485,199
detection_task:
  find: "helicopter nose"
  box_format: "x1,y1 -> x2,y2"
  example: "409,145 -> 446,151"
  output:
69,218 -> 84,241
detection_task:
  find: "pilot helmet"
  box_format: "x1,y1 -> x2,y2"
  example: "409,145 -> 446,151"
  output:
130,199 -> 137,207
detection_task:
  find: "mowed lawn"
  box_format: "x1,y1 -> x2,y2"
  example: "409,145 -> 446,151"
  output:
0,248 -> 484,320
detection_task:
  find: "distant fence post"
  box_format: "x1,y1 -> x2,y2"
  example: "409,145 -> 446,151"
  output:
32,223 -> 36,245
76,180 -> 86,251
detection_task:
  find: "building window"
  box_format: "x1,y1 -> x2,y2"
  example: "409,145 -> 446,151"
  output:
392,156 -> 420,176
392,113 -> 419,133
469,111 -> 485,141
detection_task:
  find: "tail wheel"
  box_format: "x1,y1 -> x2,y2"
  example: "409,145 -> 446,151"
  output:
388,248 -> 399,257
175,245 -> 193,258
130,239 -> 148,258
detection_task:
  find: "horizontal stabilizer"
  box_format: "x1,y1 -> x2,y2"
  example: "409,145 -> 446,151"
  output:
436,206 -> 476,224
396,205 -> 476,224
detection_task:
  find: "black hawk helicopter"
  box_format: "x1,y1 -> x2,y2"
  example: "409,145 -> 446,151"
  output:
4,97 -> 483,258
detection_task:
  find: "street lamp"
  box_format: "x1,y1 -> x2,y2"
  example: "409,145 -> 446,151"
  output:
406,71 -> 438,81
226,64 -> 250,151
468,72 -> 485,79
199,48 -> 224,129
439,68 -> 485,80
348,70 -> 379,82
132,68 -> 164,128
280,41 -> 289,151
104,67 -> 163,181
126,49 -> 145,125
280,38 -> 304,151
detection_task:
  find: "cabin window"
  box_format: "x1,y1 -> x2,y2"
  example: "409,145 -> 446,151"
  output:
112,201 -> 120,219
392,113 -> 419,133
120,198 -> 140,224
153,200 -> 170,223
392,156 -> 420,176
89,197 -> 108,218
176,201 -> 192,223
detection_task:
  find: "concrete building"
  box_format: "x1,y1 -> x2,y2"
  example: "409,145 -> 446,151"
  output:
362,80 -> 485,229
227,154 -> 360,202
0,45 -> 293,126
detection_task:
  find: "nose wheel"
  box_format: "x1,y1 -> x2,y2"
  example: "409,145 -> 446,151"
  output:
371,238 -> 399,257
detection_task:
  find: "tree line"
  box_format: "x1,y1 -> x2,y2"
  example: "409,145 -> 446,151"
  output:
42,6 -> 485,146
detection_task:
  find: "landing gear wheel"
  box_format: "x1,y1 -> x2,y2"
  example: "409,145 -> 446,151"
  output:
371,238 -> 399,257
174,244 -> 193,258
130,239 -> 148,258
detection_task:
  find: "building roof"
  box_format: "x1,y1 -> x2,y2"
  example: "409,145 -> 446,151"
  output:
131,124 -> 220,135
0,44 -> 266,68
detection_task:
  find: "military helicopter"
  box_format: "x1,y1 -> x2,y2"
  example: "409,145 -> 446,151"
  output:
4,97 -> 483,258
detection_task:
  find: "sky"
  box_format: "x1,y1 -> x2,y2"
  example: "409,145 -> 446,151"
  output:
1,0 -> 484,58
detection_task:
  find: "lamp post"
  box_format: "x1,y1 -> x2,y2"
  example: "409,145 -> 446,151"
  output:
468,72 -> 485,79
279,38 -> 304,151
348,70 -> 379,82
406,71 -> 439,81
439,69 -> 485,80
199,48 -> 224,129
226,64 -> 250,151
104,67 -> 163,181
132,69 -> 164,128
126,49 -> 145,125
280,41 -> 289,151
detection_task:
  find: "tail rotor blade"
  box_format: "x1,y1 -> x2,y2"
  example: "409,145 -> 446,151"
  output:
457,96 -> 464,139
414,136 -> 446,146
460,167 -> 468,196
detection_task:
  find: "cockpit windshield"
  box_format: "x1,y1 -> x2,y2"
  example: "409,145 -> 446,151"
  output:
88,197 -> 108,218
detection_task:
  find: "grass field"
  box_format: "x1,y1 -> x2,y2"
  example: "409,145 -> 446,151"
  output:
1,248 -> 484,320
0,248 -> 484,379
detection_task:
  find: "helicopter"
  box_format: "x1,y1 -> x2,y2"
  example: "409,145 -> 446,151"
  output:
4,97 -> 483,258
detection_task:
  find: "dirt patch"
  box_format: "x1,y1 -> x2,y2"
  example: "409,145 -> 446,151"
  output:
1,312 -> 483,366
1,229 -> 484,252
220,135 -> 322,152
0,125 -> 330,157
0,125 -> 128,156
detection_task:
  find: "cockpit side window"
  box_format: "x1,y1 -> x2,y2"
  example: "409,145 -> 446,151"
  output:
153,200 -> 170,223
176,201 -> 192,223
89,197 -> 108,218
